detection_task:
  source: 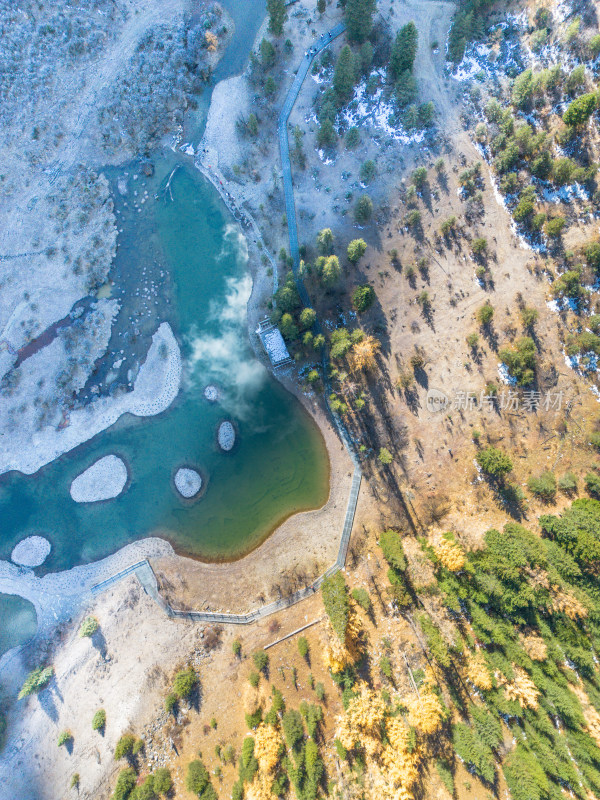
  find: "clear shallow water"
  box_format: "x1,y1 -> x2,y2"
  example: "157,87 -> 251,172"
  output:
0,162 -> 329,574
0,594 -> 37,657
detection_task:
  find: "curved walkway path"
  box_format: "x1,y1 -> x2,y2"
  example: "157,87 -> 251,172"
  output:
89,20 -> 363,625
0,23 -> 362,640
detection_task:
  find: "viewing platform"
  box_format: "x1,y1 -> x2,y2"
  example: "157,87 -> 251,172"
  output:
256,318 -> 293,367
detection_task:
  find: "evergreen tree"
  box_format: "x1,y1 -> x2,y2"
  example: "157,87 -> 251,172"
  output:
390,22 -> 418,79
267,0 -> 287,36
321,572 -> 349,640
333,45 -> 356,103
345,0 -> 377,43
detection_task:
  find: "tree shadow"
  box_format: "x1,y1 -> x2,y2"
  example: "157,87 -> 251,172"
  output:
91,630 -> 107,659
413,366 -> 428,388
187,682 -> 203,714
38,688 -> 59,723
482,323 -> 499,352
437,172 -> 449,194
404,386 -> 421,415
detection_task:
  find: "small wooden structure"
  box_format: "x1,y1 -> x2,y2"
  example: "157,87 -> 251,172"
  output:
256,318 -> 293,367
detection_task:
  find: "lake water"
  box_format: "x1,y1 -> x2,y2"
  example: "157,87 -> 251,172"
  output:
0,0 -> 329,576
0,594 -> 37,658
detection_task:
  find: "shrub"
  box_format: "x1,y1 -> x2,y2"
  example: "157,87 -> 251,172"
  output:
79,616 -> 99,638
466,332 -> 479,348
345,127 -> 361,149
165,693 -> 177,714
317,227 -> 334,255
347,238 -> 367,263
563,92 -> 597,127
321,572 -> 349,641
411,167 -> 428,189
360,159 -> 376,183
471,237 -> 487,255
585,241 -> 600,271
320,254 -> 342,288
173,668 -> 197,700
379,656 -> 393,679
113,768 -> 137,800
528,471 -> 557,502
351,587 -> 371,611
453,723 -> 496,783
558,472 -> 578,494
378,447 -> 393,465
92,709 -> 106,732
298,637 -> 309,659
477,302 -> 494,326
317,118 -> 337,148
545,216 -> 566,237
186,758 -> 210,795
476,447 -> 513,479
245,708 -> 262,729
18,666 -> 53,699
585,473 -> 600,498
330,327 -> 352,360
499,336 -> 536,386
282,709 -> 304,749
379,530 -> 407,571
115,734 -> 136,761
299,308 -> 316,330
354,194 -> 373,223
253,651 -> 269,673
232,639 -> 241,657
280,313 -> 298,341
58,730 -> 73,747
153,768 -> 173,795
248,671 -> 260,688
352,284 -> 375,312
521,306 -> 538,329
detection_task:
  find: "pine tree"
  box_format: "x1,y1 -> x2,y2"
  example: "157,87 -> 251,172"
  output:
267,0 -> 287,36
345,0 -> 377,44
390,22 -> 418,79
333,45 -> 356,103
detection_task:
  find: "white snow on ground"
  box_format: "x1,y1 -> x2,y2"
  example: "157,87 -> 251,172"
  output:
341,71 -> 426,144
540,182 -> 590,204
218,420 -> 235,451
555,0 -> 574,23
498,363 -> 518,385
70,455 -> 128,503
0,322 -> 181,476
174,467 -> 202,498
11,536 -> 52,568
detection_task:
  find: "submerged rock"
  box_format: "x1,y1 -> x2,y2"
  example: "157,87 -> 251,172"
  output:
70,455 -> 128,503
12,535 -> 51,567
174,467 -> 202,499
218,421 -> 235,451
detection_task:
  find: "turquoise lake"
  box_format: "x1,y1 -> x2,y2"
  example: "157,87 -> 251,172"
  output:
0,0 -> 330,576
0,594 -> 37,658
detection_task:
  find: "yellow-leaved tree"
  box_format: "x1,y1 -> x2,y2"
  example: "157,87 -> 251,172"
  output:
435,538 -> 465,572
